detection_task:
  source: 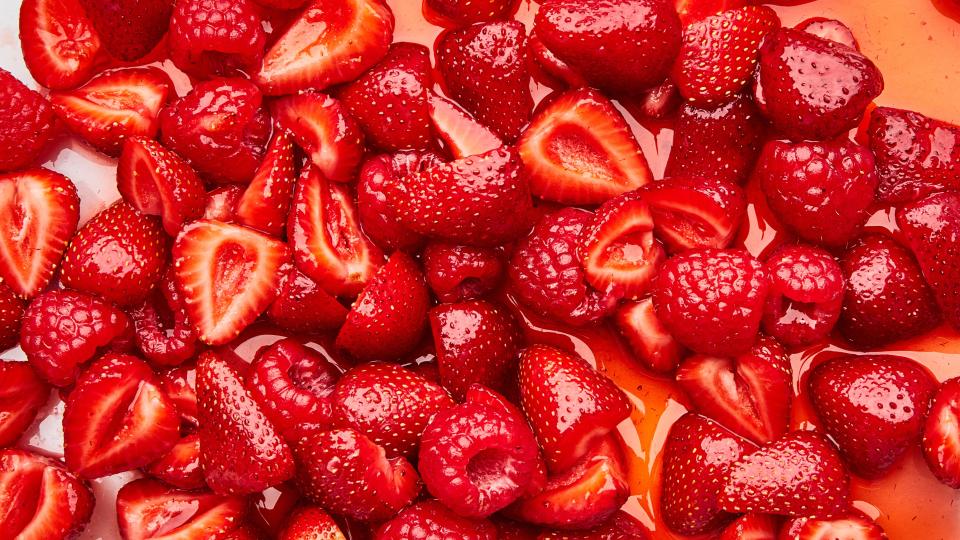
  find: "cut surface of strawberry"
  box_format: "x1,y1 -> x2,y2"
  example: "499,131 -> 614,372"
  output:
780,511 -> 888,540
143,432 -> 205,491
19,0 -> 101,89
0,360 -> 49,447
428,92 -> 504,158
278,506 -> 347,540
116,478 -> 249,540
923,377 -> 960,489
643,175 -> 746,253
614,298 -> 684,374
274,91 -> 366,183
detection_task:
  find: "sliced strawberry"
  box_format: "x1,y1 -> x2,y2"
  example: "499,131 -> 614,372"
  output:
129,267 -> 198,367
294,427 -> 421,522
63,353 -> 180,478
267,263 -> 349,334
117,136 -> 207,236
719,430 -> 851,518
428,92 -> 503,159
519,345 -> 631,473
288,164 -> 384,296
526,30 -> 588,88
923,377 -> 960,488
676,337 -> 792,445
0,283 -> 25,351
255,0 -> 395,95
425,0 -> 517,26
719,513 -> 780,540
332,361 -> 455,458
197,350 -> 295,495
50,67 -> 173,157
116,478 -> 249,540
780,511 -> 888,540
578,191 -> 664,299
0,360 -> 49,447
0,449 -> 94,538
378,499 -> 498,539
643,176 -> 746,253
536,511 -> 650,540
0,169 -> 80,298
161,365 -> 198,427
385,146 -> 533,246
77,0 -> 171,60
204,185 -> 244,223
19,0 -> 101,89
634,79 -> 682,119
143,432 -> 206,491
274,92 -> 365,183
673,6 -> 779,105
507,434 -> 629,530
614,298 -> 684,374
661,413 -> 758,536
423,242 -> 505,303
796,17 -> 860,50
236,130 -> 297,237
174,220 -> 289,345
279,506 -> 346,539
61,201 -> 167,307
518,88 -> 652,205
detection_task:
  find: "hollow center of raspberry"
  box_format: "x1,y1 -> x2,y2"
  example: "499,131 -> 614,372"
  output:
466,447 -> 520,492
287,362 -> 336,398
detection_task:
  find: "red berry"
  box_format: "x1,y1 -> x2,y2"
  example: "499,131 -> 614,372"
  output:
427,92 -> 504,159
0,68 -> 56,171
537,511 -> 651,539
116,478 -> 249,540
278,506 -> 346,540
0,283 -> 25,352
0,449 -> 94,538
0,360 -> 49,447
375,499 -> 497,540
425,0 -> 517,27
643,175 -> 746,253
19,0 -> 101,89
77,0 -> 171,60
169,0 -> 265,79
780,510 -> 888,540
614,298 -> 684,374
203,185 -> 244,222
129,267 -> 198,367
236,130 -> 298,238
143,432 -> 205,490
923,377 -> 960,489
718,513 -> 780,540
267,263 -> 349,334
762,245 -> 844,347
796,17 -> 860,50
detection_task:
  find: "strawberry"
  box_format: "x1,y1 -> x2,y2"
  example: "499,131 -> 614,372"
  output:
129,267 -> 198,367
19,0 -> 101,89
536,511 -> 650,540
518,88 -> 652,205
780,511 -> 888,540
332,362 -> 454,458
20,289 -> 131,386
169,0 -> 265,79
117,136 -> 207,236
267,263 -> 349,334
427,92 -> 503,159
676,337 -> 793,445
719,513 -> 780,540
77,0 -> 171,60
436,20 -> 533,140
61,200 -> 168,307
534,0 -> 681,95
161,364 -> 199,427
116,478 -> 250,540
255,0 -> 395,95
0,169 -> 80,298
423,242 -> 504,303
838,234 -> 942,349
279,506 -> 347,540
578,191 -> 664,299
236,130 -> 298,237
526,29 -> 589,89
174,220 -> 288,345
385,146 -> 533,246
336,252 -> 429,361
519,345 -> 631,473
614,298 -> 684,374
0,360 -> 49,447
762,245 -> 844,347
294,427 -> 421,522
425,0 -> 517,27
868,107 -> 960,203
288,164 -> 384,296
430,300 -> 521,400
673,6 -> 779,105
0,449 -> 94,538
0,283 -> 25,351
923,377 -> 960,488
661,413 -> 758,535
339,42 -> 434,152
143,432 -> 205,490
796,17 -> 860,50
0,68 -> 57,172
197,350 -> 295,495
508,434 -> 629,530
719,430 -> 851,518
377,499 -> 497,540
644,176 -> 746,253
896,191 -> 960,329
809,355 -> 937,478
675,0 -> 746,26
63,353 -> 180,478
665,94 -> 766,185
273,92 -> 365,183
753,28 -> 883,141
204,185 -> 244,223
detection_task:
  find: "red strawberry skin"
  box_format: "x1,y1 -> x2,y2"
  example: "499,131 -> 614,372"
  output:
425,0 -> 517,26
77,0 -> 171,60
436,20 -> 533,140
376,499 -> 497,539
143,432 -> 205,490
923,377 -> 960,489
169,0 -> 265,79
278,506 -> 346,540
0,360 -> 49,447
235,130 -> 298,238
0,68 -> 56,172
780,511 -> 888,540
809,355 -> 937,478
267,263 -> 348,334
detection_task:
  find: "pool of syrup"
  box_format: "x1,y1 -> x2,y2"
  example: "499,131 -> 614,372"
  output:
1,0 -> 959,538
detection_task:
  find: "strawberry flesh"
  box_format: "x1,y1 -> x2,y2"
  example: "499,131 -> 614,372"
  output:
428,92 -> 504,159
116,478 -> 250,540
0,448 -> 94,538
780,510 -> 888,540
19,0 -> 101,89
614,298 -> 684,374
143,432 -> 205,491
923,377 -> 960,489
267,263 -> 349,334
643,175 -> 746,253
0,360 -> 49,447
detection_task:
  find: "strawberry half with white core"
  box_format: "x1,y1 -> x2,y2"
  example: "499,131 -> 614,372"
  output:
518,87 -> 652,205
116,478 -> 250,540
923,377 -> 960,489
428,92 -> 503,159
19,0 -> 101,90
780,511 -> 889,540
0,360 -> 49,447
643,176 -> 746,253
173,220 -> 289,346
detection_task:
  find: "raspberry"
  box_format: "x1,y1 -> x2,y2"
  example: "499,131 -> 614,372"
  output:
169,0 -> 266,79
0,68 -> 55,172
423,242 -> 504,303
762,245 -> 844,347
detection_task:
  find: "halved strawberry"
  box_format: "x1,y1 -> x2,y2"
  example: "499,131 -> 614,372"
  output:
578,191 -> 664,299
63,353 -> 180,478
0,169 -> 80,298
77,0 -> 172,61
116,478 -> 249,540
19,0 -> 101,89
143,432 -> 205,490
0,449 -> 94,538
0,360 -> 49,447
129,267 -> 198,367
527,30 -> 588,88
428,92 -> 503,159
117,137 -> 207,236
50,67 -> 173,156
0,282 -> 25,351
518,88 -> 652,205
676,337 -> 792,445
923,377 -> 960,488
719,513 -> 780,540
614,298 -> 684,374
255,0 -> 395,95
279,506 -> 347,539
643,176 -> 746,253
197,350 -> 295,495
174,220 -> 289,346
236,130 -> 297,237
267,263 -> 349,334
288,164 -> 384,297
203,185 -> 244,223
274,91 -> 365,183
161,365 -> 198,427
781,511 -> 887,540
519,345 -> 631,473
